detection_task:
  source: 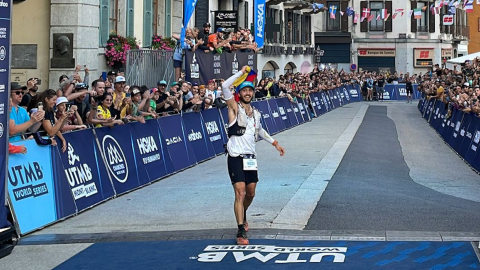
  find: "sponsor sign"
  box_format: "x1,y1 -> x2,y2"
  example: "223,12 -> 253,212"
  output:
181,111 -> 215,162
441,49 -> 452,58
254,0 -> 266,48
0,0 -> 10,229
357,49 -> 396,57
96,125 -> 141,195
7,140 -> 77,234
267,99 -> 286,132
59,130 -> 114,211
414,48 -> 434,67
214,11 -> 238,31
443,15 -> 454,26
252,100 -> 278,135
184,50 -> 256,85
201,109 -> 226,155
158,114 -> 197,172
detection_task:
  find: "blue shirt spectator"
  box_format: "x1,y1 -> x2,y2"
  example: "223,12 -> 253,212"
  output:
9,106 -> 30,142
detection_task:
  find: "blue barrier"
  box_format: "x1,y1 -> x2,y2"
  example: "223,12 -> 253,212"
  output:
418,98 -> 480,173
309,93 -> 322,117
8,93 -> 363,235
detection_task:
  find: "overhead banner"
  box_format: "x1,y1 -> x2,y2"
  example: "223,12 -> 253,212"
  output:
7,140 -> 77,234
184,50 -> 256,85
253,0 -> 266,48
0,0 -> 11,229
59,130 -> 115,212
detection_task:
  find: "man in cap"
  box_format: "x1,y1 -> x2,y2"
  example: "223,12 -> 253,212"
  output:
9,82 -> 45,142
207,28 -> 232,53
111,75 -> 129,119
19,78 -> 40,108
197,22 -> 212,51
107,70 -> 117,86
154,80 -> 169,114
221,66 -> 285,245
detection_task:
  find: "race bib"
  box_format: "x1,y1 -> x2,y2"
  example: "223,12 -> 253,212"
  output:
243,157 -> 258,171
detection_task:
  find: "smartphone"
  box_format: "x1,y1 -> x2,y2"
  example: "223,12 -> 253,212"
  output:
126,93 -> 131,98
38,102 -> 43,111
66,104 -> 72,111
35,78 -> 42,85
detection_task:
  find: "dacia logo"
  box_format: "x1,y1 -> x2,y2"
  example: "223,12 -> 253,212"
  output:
102,135 -> 128,183
166,136 -> 182,145
137,136 -> 158,155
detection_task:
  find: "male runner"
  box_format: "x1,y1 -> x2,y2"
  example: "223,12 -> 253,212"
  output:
405,76 -> 414,103
222,66 -> 285,245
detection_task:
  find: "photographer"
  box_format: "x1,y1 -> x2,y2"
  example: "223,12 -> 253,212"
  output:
37,89 -> 69,152
55,97 -> 87,132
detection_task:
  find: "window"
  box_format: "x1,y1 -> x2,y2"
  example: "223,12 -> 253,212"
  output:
369,2 -> 383,31
99,0 -> 118,47
326,1 -> 340,31
417,2 -> 428,32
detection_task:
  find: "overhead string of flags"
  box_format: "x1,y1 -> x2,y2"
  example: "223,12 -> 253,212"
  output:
317,0 -> 475,24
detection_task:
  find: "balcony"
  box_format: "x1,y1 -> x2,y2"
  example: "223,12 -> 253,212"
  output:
453,25 -> 470,40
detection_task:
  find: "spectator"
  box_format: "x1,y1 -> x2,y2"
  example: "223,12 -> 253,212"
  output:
55,97 -> 87,132
9,82 -> 44,142
206,79 -> 218,99
172,28 -> 203,82
19,78 -> 40,108
66,83 -> 92,124
112,76 -> 129,119
155,80 -> 169,114
37,89 -> 68,152
207,28 -> 232,54
9,143 -> 27,154
197,22 -> 211,51
94,93 -> 124,127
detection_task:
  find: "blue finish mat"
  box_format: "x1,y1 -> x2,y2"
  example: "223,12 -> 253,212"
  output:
55,239 -> 479,270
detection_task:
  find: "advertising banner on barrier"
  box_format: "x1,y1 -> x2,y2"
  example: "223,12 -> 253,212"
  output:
423,98 -> 435,120
431,100 -> 445,132
201,109 -> 226,155
451,111 -> 468,153
383,85 -> 395,100
309,93 -> 322,117
291,101 -> 305,124
342,87 -> 351,104
253,100 -> 277,135
460,114 -> 479,159
458,113 -> 474,158
0,0 -> 11,229
7,140 -> 77,234
448,110 -> 465,150
267,99 -> 285,132
296,99 -> 308,123
182,112 -> 215,162
254,0 -> 266,48
219,107 -> 229,134
184,50 -> 256,85
158,114 -> 197,172
395,84 -> 408,100
281,97 -> 298,127
276,98 -> 292,129
464,115 -> 480,165
130,120 -> 170,183
59,130 -> 115,212
321,92 -> 330,113
441,108 -> 458,141
95,125 -> 141,195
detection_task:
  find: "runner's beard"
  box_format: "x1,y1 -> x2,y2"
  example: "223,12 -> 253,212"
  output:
239,94 -> 252,104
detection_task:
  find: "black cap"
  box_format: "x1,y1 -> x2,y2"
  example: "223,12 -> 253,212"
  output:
75,83 -> 89,91
203,22 -> 211,27
107,71 -> 117,76
11,82 -> 27,90
59,74 -> 68,83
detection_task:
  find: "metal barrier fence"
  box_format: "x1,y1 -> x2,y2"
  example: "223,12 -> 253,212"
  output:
126,49 -> 175,89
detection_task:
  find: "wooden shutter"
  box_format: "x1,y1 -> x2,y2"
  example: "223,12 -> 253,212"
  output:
360,1 -> 368,32
143,0 -> 153,47
165,0 -> 171,37
126,0 -> 135,37
411,1 -> 417,33
429,3 -> 435,33
341,1 -> 348,32
385,1 -> 392,32
100,0 -> 110,47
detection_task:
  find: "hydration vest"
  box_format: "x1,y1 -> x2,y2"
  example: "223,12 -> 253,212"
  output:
227,104 -> 261,140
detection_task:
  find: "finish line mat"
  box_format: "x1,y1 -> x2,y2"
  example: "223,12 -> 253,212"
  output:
55,239 -> 479,269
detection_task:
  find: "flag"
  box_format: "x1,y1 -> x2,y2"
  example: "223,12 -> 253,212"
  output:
362,8 -> 370,18
329,5 -> 337,15
340,11 -> 344,16
376,14 -> 381,20
180,0 -> 198,47
346,6 -> 354,16
422,5 -> 428,11
414,8 -> 422,19
449,6 -> 456,13
368,14 -> 374,22
408,10 -> 413,18
465,0 -> 473,12
395,8 -> 405,16
354,13 -> 359,23
381,8 -> 388,19
392,12 -> 398,19
233,67 -> 257,92
330,11 -> 336,19
454,0 -> 460,7
384,14 -> 390,21
464,0 -> 473,8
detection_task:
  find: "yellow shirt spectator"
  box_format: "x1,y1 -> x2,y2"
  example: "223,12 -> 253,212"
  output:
96,106 -> 111,128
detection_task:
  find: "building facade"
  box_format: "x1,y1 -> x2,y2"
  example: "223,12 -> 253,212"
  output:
314,0 -> 469,74
467,2 -> 480,54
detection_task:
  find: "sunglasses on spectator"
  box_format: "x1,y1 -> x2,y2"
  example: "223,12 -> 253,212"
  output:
14,91 -> 23,95
104,99 -> 112,101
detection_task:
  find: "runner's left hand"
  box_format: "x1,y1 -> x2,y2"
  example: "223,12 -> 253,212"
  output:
275,144 -> 285,156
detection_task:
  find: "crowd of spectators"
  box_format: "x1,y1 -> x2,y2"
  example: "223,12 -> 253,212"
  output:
11,53 -> 480,149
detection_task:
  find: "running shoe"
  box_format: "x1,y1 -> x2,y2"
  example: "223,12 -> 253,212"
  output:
236,230 -> 249,245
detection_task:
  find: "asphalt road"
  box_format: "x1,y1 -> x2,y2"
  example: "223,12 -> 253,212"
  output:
305,105 -> 480,231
